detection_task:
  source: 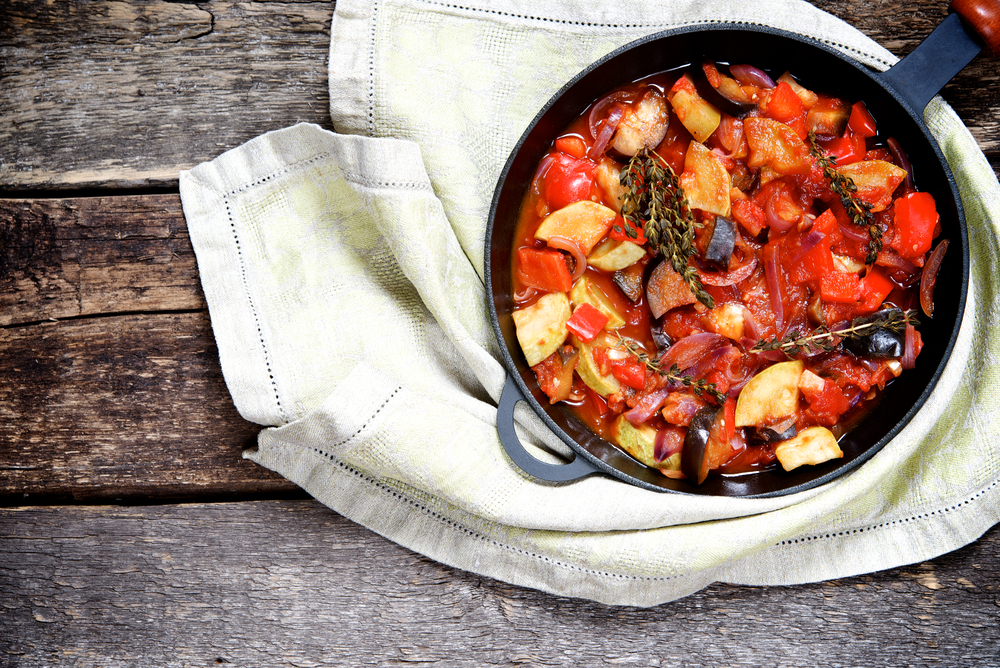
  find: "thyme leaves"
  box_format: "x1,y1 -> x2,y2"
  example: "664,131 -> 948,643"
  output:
751,308 -> 918,357
615,333 -> 727,404
808,132 -> 881,265
618,148 -> 714,309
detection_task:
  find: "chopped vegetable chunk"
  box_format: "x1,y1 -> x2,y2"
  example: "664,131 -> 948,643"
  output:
512,292 -> 571,367
535,200 -> 617,254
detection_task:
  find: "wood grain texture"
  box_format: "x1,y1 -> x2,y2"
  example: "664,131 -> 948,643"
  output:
1,500 -> 998,666
0,311 -> 293,502
0,195 -> 201,326
0,194 -> 292,500
0,0 -> 333,190
0,0 -> 997,191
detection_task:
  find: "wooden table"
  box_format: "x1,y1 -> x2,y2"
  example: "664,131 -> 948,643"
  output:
2,1 -> 998,664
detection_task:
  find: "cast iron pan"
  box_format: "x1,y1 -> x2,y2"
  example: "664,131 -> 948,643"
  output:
486,1 -> 998,496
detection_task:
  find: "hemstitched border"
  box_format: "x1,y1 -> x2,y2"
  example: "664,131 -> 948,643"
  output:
223,151 -> 332,424
363,2 -> 894,147
778,477 -> 1000,546
308,448 -> 686,584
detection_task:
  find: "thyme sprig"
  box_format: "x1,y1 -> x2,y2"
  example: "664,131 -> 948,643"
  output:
751,308 -> 919,357
615,333 -> 726,404
618,148 -> 714,308
808,131 -> 881,265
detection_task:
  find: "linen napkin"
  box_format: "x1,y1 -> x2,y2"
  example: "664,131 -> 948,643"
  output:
179,0 -> 1000,606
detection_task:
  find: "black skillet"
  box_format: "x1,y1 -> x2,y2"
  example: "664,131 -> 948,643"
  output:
486,1 -> 998,497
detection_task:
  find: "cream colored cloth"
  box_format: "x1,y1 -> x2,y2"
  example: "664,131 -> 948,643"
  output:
179,0 -> 1000,605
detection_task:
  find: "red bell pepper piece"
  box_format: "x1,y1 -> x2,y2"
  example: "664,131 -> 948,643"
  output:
791,236 -> 836,284
543,153 -> 596,211
611,355 -> 647,390
731,198 -> 766,237
764,81 -> 806,124
516,247 -> 573,293
848,101 -> 878,138
858,267 -> 895,313
891,191 -> 939,260
822,132 -> 866,165
820,271 -> 862,303
608,215 -> 647,244
565,303 -> 609,343
811,209 -> 836,235
722,396 -> 736,444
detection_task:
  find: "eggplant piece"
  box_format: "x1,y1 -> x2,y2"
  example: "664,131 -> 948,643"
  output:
646,259 -> 698,318
746,422 -> 798,446
842,307 -> 907,358
613,262 -> 645,303
807,292 -> 826,327
843,326 -> 904,358
690,63 -> 756,118
681,406 -> 720,485
703,216 -> 737,271
610,89 -> 670,158
805,96 -> 851,137
650,319 -> 673,352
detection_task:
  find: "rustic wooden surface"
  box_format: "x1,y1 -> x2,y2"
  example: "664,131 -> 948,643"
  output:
2,0 -> 1000,664
3,501 -> 1000,667
0,195 -> 295,502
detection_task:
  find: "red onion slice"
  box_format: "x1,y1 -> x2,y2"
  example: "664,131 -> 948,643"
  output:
887,137 -> 914,192
839,218 -> 870,242
698,257 -> 758,286
654,427 -> 685,462
729,64 -> 776,89
588,104 -> 625,159
920,238 -> 948,317
546,235 -> 587,282
659,332 -> 728,371
901,324 -> 919,370
513,283 -> 538,303
765,190 -> 797,232
789,229 -> 826,266
588,91 -> 631,139
530,153 -> 555,196
688,344 -> 740,380
624,387 -> 672,424
764,244 -> 785,334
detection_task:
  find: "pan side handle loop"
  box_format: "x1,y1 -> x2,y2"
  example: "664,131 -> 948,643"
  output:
881,12 -> 984,113
496,375 -> 602,483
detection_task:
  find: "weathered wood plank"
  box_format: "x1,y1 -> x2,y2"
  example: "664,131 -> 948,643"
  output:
0,0 -> 334,190
0,0 -> 997,191
0,194 -> 294,500
0,312 -> 294,502
0,195 -> 200,327
1,500 -> 998,665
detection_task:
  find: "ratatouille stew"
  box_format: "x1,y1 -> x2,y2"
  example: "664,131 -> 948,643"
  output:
510,61 -> 948,484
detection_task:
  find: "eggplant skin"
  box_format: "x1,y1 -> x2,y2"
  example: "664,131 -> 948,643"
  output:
681,406 -> 719,484
703,216 -> 737,271
746,424 -> 797,446
843,327 -> 904,358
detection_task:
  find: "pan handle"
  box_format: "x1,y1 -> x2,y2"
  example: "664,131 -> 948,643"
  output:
952,0 -> 1000,55
881,1 -> 997,112
496,375 -> 602,483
